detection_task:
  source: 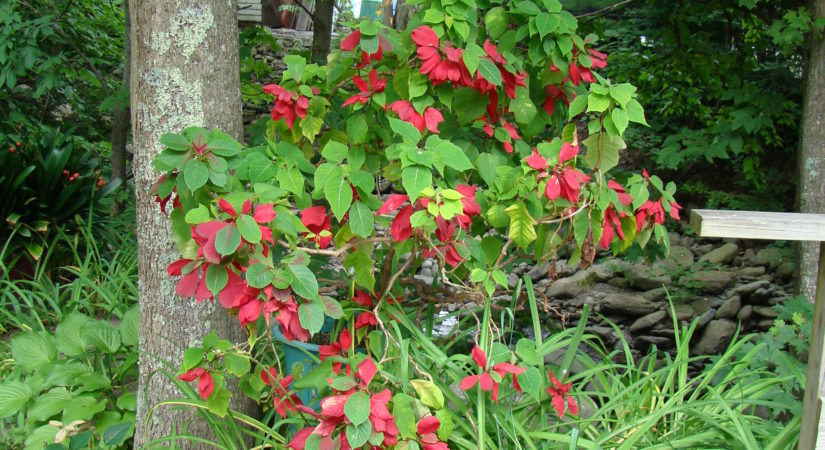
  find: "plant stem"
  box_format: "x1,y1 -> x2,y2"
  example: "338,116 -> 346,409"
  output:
478,295 -> 492,450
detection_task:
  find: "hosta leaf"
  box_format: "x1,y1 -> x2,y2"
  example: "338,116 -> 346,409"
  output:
11,332 -> 56,372
56,313 -> 90,356
0,381 -> 32,417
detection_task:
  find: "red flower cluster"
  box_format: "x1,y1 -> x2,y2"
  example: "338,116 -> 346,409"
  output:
377,185 -> 480,267
547,369 -> 578,419
635,198 -> 681,231
417,416 -> 448,450
389,100 -> 444,134
459,346 -> 525,403
319,327 -> 352,374
178,367 -> 214,400
301,206 -> 333,249
339,29 -> 386,69
410,26 -> 472,87
288,358 -> 400,449
351,290 -> 378,329
481,116 -> 521,153
524,143 -> 590,203
263,84 -> 309,130
568,48 -> 607,86
261,367 -> 316,418
342,69 -> 387,107
599,180 -> 632,249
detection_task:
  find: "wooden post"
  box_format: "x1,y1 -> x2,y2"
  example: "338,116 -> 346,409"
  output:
690,210 -> 825,448
800,241 -> 825,449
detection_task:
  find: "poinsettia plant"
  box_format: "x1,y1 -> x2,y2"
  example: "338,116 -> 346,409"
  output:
152,0 -> 681,446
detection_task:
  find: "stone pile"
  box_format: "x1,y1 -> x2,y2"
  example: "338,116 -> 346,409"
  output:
502,234 -> 796,359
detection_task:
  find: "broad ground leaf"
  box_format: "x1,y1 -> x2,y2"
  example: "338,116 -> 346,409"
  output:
11,332 -> 56,372
56,313 -> 90,356
0,381 -> 33,417
517,367 -> 542,402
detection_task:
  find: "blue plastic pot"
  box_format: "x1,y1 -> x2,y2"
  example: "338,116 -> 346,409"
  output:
271,318 -> 334,407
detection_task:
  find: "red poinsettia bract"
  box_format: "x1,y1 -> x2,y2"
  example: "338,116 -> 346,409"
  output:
411,26 -> 473,87
417,416 -> 449,450
342,69 -> 387,107
261,367 -> 316,419
179,367 -> 214,400
263,84 -> 309,130
459,346 -> 525,403
389,100 -> 443,134
524,143 -> 590,204
547,369 -> 578,419
301,205 -> 333,249
339,29 -> 387,69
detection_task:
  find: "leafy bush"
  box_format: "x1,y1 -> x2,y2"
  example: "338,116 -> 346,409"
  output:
0,308 -> 138,450
0,129 -> 120,267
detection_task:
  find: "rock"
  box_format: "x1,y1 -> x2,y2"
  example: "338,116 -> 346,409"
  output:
630,310 -> 668,333
668,232 -> 682,246
697,309 -> 716,328
664,246 -> 695,269
625,263 -> 672,290
600,293 -> 659,316
776,262 -> 795,280
526,263 -> 550,282
588,326 -> 618,345
681,270 -> 736,294
642,288 -> 667,302
753,306 -> 779,319
692,243 -> 714,257
591,262 -> 616,281
751,286 -> 779,304
740,266 -> 766,277
635,335 -> 673,350
693,319 -> 737,355
545,268 -> 598,298
756,319 -> 775,330
737,305 -> 753,321
699,243 -> 739,265
715,296 -> 741,319
689,298 -> 712,315
730,280 -> 770,300
607,277 -> 630,289
754,246 -> 791,270
508,273 -> 519,289
667,304 -> 694,321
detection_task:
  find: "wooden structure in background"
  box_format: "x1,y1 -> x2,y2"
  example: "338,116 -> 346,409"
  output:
691,209 -> 825,449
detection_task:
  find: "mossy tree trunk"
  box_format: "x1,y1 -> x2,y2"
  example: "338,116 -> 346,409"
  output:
130,1 -> 256,448
796,0 -> 825,301
311,0 -> 334,64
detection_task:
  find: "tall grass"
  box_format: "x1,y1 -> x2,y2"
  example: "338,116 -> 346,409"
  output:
0,213 -> 137,335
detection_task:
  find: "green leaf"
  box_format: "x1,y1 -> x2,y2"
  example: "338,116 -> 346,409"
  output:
224,353 -> 251,377
343,250 -> 376,291
214,224 -> 241,256
322,140 -> 348,163
410,379 -> 444,409
517,367 -> 542,402
116,392 -> 137,411
625,98 -> 648,125
284,55 -> 307,83
0,381 -> 33,417
430,138 -> 473,172
392,393 -> 418,439
344,391 -> 371,425
349,201 -> 374,238
289,264 -> 319,299
56,313 -> 90,356
347,115 -> 369,144
63,396 -> 105,422
402,166 -> 432,201
453,88 -> 489,125
120,306 -> 139,347
28,388 -> 72,422
611,108 -> 629,136
477,59 -> 502,86
505,204 -> 537,250
325,175 -> 354,222
277,165 -> 304,195
11,332 -> 56,372
183,159 -> 209,191
535,13 -> 558,39
182,347 -> 204,372
511,88 -> 538,125
102,422 -> 133,446
205,265 -> 229,297
236,214 -> 262,244
246,263 -> 273,288
160,133 -> 192,151
206,388 -> 231,417
568,94 -> 587,118
347,421 -> 372,448
388,116 -> 422,143
587,93 -> 611,113
582,132 -> 626,171
84,321 -> 121,353
184,204 -> 211,224
300,116 -> 324,142
609,83 -> 635,108
484,8 -> 510,40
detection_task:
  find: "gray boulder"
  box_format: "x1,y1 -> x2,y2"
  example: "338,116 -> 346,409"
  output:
715,296 -> 741,319
693,319 -> 737,355
681,270 -> 736,294
600,294 -> 659,316
699,243 -> 739,265
630,310 -> 668,333
545,268 -> 598,298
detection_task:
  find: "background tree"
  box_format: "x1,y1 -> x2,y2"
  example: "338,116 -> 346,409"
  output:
797,0 -> 825,301
130,0 -> 257,446
312,0 -> 335,64
111,0 -> 130,213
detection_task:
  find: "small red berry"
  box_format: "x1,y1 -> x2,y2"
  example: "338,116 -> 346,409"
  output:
63,170 -> 69,176
15,141 -> 21,147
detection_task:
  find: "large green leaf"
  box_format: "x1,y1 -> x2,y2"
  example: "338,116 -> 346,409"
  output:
214,224 -> 241,256
120,306 -> 139,348
27,388 -> 72,422
0,381 -> 32,417
84,321 -> 121,354
344,391 -> 371,425
477,59 -> 502,85
289,264 -> 319,300
324,175 -> 354,222
56,313 -> 90,356
346,421 -> 372,448
298,303 -> 325,336
236,214 -> 262,244
11,332 -> 56,372
410,379 -> 444,410
348,201 -> 374,238
183,159 -> 209,191
505,203 -> 537,250
582,132 -> 626,171
430,138 -> 474,173
402,165 -> 432,201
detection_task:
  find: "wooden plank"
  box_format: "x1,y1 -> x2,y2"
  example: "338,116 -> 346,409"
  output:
690,209 -> 825,241
801,242 -> 825,449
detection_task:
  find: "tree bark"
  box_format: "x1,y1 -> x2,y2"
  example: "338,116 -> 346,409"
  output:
796,0 -> 825,301
111,0 -> 130,214
131,1 -> 256,448
311,0 -> 334,64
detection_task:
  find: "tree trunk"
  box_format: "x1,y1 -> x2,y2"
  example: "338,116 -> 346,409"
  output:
130,1 -> 257,448
311,0 -> 334,64
111,0 -> 130,214
796,0 -> 825,301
